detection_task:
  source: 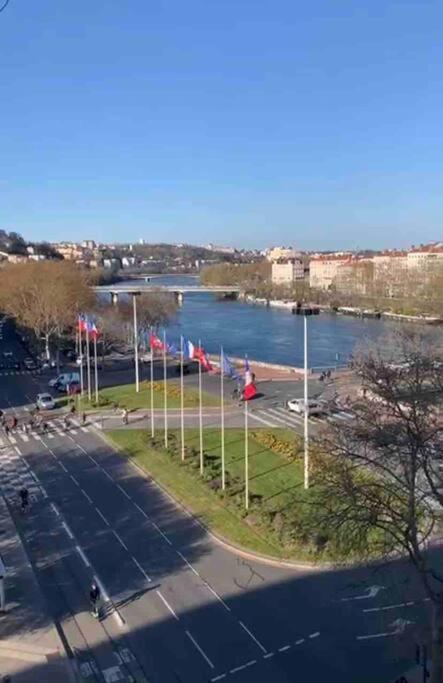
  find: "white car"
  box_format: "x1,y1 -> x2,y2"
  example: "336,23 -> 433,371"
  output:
36,393 -> 56,410
287,398 -> 325,416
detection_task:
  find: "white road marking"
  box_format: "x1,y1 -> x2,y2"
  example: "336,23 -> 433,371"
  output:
295,638 -> 305,645
309,632 -> 320,639
76,545 -> 90,567
81,489 -> 93,504
135,503 -> 149,519
14,445 -> 22,455
279,645 -> 291,652
249,412 -> 277,427
93,574 -> 125,628
116,483 -> 131,499
19,433 -> 29,442
176,550 -> 199,575
113,530 -> 129,551
263,652 -> 274,659
62,521 -> 74,539
186,630 -> 215,669
211,675 -> 226,682
363,599 -> 428,613
8,435 -> 17,444
341,585 -> 385,601
59,461 -> 68,472
230,664 -> 247,674
132,557 -> 151,582
239,621 -> 267,654
70,474 -> 79,486
95,507 -> 110,525
156,590 -> 179,620
51,502 -> 60,516
152,522 -> 172,545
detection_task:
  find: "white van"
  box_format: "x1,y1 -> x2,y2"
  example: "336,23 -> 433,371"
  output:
48,372 -> 80,390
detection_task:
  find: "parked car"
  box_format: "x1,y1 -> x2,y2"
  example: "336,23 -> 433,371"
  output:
287,398 -> 325,415
36,393 -> 56,410
66,381 -> 81,395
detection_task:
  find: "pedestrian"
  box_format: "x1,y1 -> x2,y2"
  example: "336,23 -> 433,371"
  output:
0,553 -> 6,612
89,581 -> 101,618
122,408 -> 128,425
19,487 -> 29,513
82,412 -> 86,425
42,422 -> 48,434
11,416 -> 17,431
0,414 -> 5,427
4,424 -> 10,437
70,404 -> 76,415
326,369 -> 331,380
64,415 -> 70,430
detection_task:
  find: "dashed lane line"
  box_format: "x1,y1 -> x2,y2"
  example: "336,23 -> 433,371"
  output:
186,630 -> 215,669
239,621 -> 267,654
76,545 -> 91,568
95,507 -> 110,526
131,556 -> 151,582
156,590 -> 179,621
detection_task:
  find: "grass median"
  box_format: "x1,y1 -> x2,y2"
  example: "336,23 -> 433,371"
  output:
77,379 -> 220,411
107,426 -> 328,562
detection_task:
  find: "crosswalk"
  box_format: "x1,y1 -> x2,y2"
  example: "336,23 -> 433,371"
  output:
0,449 -> 45,503
250,404 -> 355,430
0,369 -> 42,377
0,418 -> 95,446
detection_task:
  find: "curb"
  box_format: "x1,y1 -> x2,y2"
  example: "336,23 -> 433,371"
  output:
94,428 -> 332,573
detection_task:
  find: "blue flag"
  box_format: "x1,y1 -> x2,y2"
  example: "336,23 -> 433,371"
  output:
222,351 -> 238,379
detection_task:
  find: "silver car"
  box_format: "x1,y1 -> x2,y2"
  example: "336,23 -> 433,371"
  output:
36,393 -> 56,410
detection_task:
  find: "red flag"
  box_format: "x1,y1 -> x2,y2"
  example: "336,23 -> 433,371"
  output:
195,347 -> 212,371
150,333 -> 164,350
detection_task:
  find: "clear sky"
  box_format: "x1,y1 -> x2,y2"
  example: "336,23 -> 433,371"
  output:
0,0 -> 442,250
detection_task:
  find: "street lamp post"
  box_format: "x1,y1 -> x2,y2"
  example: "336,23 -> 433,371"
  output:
133,294 -> 140,393
302,309 -> 312,490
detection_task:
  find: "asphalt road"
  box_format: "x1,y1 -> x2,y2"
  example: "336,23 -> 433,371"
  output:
0,319 -> 435,682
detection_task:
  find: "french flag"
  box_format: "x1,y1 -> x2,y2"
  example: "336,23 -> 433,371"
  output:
243,357 -> 257,401
185,340 -> 195,360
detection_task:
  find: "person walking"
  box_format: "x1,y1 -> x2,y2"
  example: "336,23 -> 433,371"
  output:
89,581 -> 101,618
11,416 -> 17,431
64,415 -> 70,430
19,487 -> 29,513
122,408 -> 128,425
0,553 -> 6,612
82,411 -> 87,425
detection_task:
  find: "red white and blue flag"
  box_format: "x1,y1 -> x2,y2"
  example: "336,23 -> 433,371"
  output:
243,357 -> 257,401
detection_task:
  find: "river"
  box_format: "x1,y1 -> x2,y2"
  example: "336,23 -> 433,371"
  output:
119,274 -> 403,369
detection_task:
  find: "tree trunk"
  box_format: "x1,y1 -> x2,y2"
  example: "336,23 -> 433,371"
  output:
431,599 -> 443,683
44,333 -> 50,361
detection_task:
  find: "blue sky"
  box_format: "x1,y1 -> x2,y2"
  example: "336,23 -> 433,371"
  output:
0,0 -> 442,250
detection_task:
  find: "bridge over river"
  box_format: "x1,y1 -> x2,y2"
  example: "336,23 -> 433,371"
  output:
94,284 -> 241,305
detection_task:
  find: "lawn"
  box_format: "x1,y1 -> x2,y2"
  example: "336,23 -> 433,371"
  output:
107,427 -> 321,561
78,379 -> 220,411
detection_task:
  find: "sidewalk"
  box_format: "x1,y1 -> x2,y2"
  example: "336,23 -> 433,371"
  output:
0,496 -> 75,682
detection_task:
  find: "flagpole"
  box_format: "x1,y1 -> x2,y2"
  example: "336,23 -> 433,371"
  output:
133,295 -> 140,393
245,395 -> 249,510
198,338 -> 203,475
303,314 -> 309,490
94,333 -> 99,403
86,324 -> 92,401
78,320 -> 84,397
163,329 -> 168,448
180,335 -> 185,461
150,328 -> 155,438
220,346 -> 226,490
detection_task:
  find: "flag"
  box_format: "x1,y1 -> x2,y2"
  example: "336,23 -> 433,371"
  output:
90,321 -> 100,339
195,346 -> 212,371
243,357 -> 257,401
78,314 -> 87,332
185,340 -> 195,360
167,343 -> 179,356
222,353 -> 238,379
150,332 -> 164,350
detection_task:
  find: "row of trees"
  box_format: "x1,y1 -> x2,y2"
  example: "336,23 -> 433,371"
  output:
0,261 -> 177,359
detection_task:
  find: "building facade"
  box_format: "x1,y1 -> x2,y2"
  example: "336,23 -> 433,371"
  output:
309,255 -> 350,290
271,259 -> 305,284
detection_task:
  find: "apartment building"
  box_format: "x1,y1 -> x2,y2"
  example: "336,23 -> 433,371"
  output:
309,254 -> 351,290
271,258 -> 305,284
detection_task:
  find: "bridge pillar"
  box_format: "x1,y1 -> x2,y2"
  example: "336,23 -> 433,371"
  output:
111,291 -> 119,306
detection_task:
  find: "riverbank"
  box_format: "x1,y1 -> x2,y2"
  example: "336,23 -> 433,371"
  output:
242,293 -> 443,325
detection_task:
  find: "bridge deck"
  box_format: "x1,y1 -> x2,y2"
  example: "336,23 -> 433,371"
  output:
94,285 -> 241,293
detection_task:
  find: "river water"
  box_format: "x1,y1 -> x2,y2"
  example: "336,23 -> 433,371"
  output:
120,275 -> 401,369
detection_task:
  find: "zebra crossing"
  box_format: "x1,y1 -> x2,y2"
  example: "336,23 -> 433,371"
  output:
0,417 -> 95,446
250,404 -> 355,430
0,369 -> 42,377
0,448 -> 45,503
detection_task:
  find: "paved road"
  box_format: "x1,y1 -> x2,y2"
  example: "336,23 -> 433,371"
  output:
0,318 -> 435,682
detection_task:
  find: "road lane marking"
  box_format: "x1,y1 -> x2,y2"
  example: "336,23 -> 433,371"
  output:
152,522 -> 172,545
295,638 -> 305,645
132,557 -> 151,582
14,445 -> 22,455
59,462 -> 68,472
156,590 -> 179,620
211,675 -> 226,682
245,660 -> 256,667
113,530 -> 129,551
135,503 -> 149,519
186,630 -> 215,669
309,632 -> 320,639
76,545 -> 90,567
363,599 -> 429,613
93,574 -> 125,628
278,645 -> 291,652
116,483 -> 131,500
263,652 -> 274,659
95,507 -> 110,525
176,550 -> 199,576
239,621 -> 267,654
70,475 -> 79,486
81,488 -> 93,504
19,434 -> 29,442
249,412 -> 277,427
62,522 -> 74,539
230,664 -> 247,674
51,502 -> 60,516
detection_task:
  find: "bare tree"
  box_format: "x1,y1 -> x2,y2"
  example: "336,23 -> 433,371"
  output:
0,261 -> 94,359
313,330 -> 443,681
